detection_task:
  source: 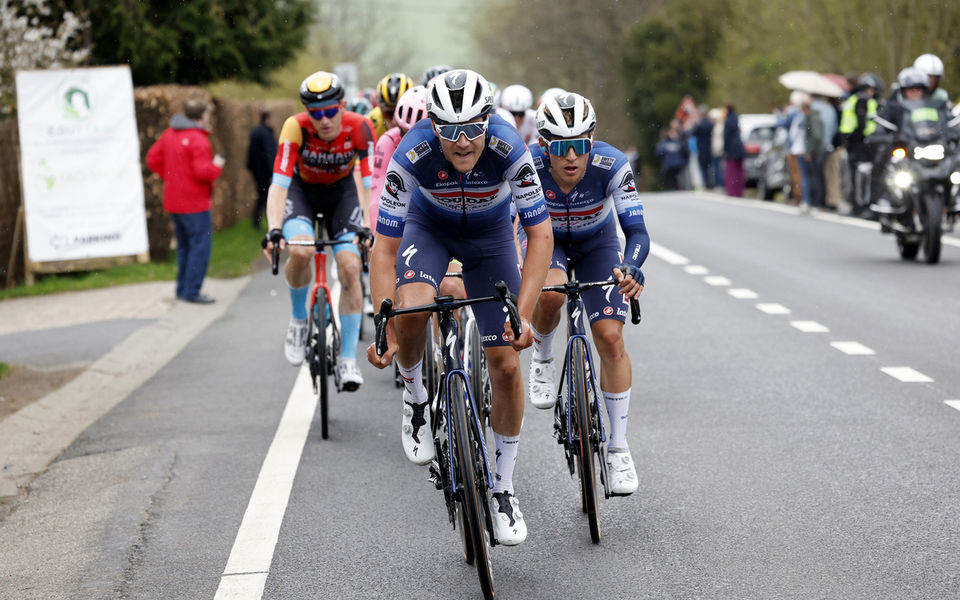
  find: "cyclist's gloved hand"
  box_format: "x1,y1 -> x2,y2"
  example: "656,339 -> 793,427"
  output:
262,228 -> 283,249
613,263 -> 644,298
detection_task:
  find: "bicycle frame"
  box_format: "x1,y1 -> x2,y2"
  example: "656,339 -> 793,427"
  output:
558,292 -> 607,448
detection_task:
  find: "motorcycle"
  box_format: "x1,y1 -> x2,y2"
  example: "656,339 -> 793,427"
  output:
869,99 -> 960,264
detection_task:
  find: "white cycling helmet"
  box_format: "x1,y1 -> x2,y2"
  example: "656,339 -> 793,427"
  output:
536,91 -> 596,138
538,87 -> 567,107
394,86 -> 428,132
501,84 -> 533,113
426,69 -> 494,124
914,53 -> 944,78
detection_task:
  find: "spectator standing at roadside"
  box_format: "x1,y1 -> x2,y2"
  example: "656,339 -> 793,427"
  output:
802,98 -> 825,210
811,95 -> 840,209
655,120 -> 688,190
693,108 -> 714,188
246,109 -> 277,229
723,104 -> 746,197
146,99 -> 225,304
785,92 -> 808,206
709,108 -> 725,190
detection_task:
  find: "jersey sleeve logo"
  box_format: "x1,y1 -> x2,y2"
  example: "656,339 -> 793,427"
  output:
488,135 -> 513,158
511,163 -> 538,187
532,156 -> 544,170
618,171 -> 636,193
385,171 -> 406,198
592,154 -> 616,170
405,140 -> 431,163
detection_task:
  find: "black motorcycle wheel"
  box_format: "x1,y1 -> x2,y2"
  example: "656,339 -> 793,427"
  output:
896,232 -> 920,260
922,195 -> 943,264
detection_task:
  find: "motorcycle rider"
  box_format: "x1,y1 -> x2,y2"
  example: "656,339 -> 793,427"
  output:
913,53 -> 951,107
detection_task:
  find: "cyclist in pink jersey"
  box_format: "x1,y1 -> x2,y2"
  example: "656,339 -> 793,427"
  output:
369,85 -> 429,229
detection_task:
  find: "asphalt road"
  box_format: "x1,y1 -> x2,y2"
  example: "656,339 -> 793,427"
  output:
3,191 -> 960,599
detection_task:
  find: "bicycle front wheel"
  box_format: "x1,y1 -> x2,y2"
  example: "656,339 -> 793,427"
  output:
313,287 -> 330,440
423,315 -> 441,406
451,378 -> 494,599
571,339 -> 600,543
463,312 -> 490,440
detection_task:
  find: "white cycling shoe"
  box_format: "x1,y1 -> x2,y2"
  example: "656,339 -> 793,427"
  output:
337,359 -> 363,392
488,491 -> 527,546
605,450 -> 639,495
528,358 -> 557,409
401,390 -> 434,465
284,318 -> 308,366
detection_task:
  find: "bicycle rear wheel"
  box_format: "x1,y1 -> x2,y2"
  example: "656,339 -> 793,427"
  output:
571,340 -> 600,543
451,378 -> 494,599
312,287 -> 330,440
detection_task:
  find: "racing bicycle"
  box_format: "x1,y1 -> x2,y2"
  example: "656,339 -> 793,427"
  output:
374,281 -> 521,600
270,215 -> 370,440
542,264 -> 641,543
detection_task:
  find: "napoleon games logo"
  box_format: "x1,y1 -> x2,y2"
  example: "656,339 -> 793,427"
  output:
384,171 -> 406,198
58,79 -> 95,121
618,171 -> 636,193
510,163 -> 537,187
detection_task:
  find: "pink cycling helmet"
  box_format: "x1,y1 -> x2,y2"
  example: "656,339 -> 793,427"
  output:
394,85 -> 429,132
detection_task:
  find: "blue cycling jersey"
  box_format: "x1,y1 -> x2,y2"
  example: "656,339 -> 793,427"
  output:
529,140 -> 650,270
375,114 -> 548,238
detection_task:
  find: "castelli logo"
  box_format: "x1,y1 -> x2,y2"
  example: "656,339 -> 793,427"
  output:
546,190 -> 555,199
404,269 -> 415,279
603,306 -> 614,316
438,171 -> 448,180
502,332 -> 510,341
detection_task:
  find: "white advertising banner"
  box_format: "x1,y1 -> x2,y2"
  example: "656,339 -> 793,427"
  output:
16,66 -> 148,263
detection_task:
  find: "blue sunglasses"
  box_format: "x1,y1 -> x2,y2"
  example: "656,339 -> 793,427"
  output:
433,120 -> 488,142
547,137 -> 592,156
308,106 -> 340,120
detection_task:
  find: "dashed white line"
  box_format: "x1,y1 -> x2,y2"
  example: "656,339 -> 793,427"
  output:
684,265 -> 709,275
649,242 -> 690,265
214,365 -> 316,600
756,303 -> 791,315
704,275 -> 731,286
728,288 -> 758,299
790,320 -> 830,333
880,367 -> 933,383
945,400 -> 960,412
830,341 -> 875,355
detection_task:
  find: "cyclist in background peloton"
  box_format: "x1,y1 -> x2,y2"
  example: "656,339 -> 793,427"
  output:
367,72 -> 415,139
261,71 -> 375,390
524,91 -> 649,495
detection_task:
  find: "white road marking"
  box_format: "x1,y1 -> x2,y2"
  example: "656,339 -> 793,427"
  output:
945,400 -> 960,413
684,265 -> 709,275
830,341 -> 875,355
649,242 -> 690,265
704,275 -> 731,286
790,320 -> 830,333
214,366 -> 316,600
728,288 -> 758,299
756,303 -> 791,315
880,367 -> 933,383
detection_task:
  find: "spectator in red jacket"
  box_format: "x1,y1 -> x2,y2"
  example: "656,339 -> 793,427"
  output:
146,99 -> 225,304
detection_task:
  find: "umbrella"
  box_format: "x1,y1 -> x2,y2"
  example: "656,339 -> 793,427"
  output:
821,73 -> 851,92
778,71 -> 846,98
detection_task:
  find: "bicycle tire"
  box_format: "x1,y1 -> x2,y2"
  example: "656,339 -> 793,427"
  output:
314,287 -> 330,440
451,377 -> 495,599
463,313 -> 490,440
571,339 -> 600,543
423,316 -> 441,405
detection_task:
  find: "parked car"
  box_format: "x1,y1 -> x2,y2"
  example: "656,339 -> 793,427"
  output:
739,113 -> 778,185
754,126 -> 791,200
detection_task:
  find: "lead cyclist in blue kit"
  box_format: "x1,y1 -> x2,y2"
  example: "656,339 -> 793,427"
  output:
366,69 -> 554,546
524,91 -> 649,495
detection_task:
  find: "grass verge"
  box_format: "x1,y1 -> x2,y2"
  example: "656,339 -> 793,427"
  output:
0,362 -> 9,380
0,222 -> 266,301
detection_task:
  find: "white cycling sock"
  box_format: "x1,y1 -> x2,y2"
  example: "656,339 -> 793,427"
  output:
603,388 -> 631,451
531,324 -> 557,362
398,360 -> 427,403
492,432 -> 519,494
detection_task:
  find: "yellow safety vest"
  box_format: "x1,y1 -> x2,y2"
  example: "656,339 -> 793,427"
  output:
839,94 -> 877,136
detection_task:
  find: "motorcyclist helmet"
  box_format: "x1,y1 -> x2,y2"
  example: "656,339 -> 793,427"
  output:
426,69 -> 494,124
856,73 -> 884,95
536,91 -> 597,139
299,71 -> 345,107
501,84 -> 534,114
393,85 -> 428,132
897,67 -> 927,90
913,54 -> 945,78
